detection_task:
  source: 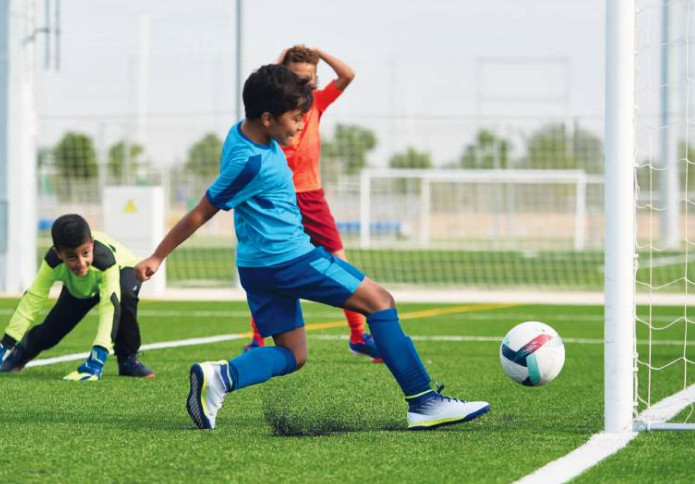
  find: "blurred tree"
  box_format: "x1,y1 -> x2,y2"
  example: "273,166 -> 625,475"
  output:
54,132 -> 99,179
52,132 -> 99,201
523,123 -> 603,173
108,141 -> 144,182
185,133 -> 223,177
389,147 -> 433,169
460,129 -> 512,169
321,124 -> 377,181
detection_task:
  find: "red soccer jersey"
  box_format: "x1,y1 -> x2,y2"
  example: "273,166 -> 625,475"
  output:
282,80 -> 343,193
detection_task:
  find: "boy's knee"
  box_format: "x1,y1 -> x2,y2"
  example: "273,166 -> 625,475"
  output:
374,286 -> 395,311
294,351 -> 307,370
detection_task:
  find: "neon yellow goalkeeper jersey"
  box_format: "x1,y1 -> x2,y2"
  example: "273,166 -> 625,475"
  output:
5,232 -> 139,350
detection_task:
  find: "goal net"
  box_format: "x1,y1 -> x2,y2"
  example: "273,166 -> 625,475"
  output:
614,0 -> 695,431
635,0 -> 695,428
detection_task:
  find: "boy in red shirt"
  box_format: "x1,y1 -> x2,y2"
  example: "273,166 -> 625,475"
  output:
244,46 -> 381,362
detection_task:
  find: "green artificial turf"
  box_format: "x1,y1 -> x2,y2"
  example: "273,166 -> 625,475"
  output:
0,299 -> 693,483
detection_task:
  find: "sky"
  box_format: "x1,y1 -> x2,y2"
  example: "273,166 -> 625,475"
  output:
32,0 -> 606,168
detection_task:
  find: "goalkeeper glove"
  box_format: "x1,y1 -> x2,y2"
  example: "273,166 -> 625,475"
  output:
63,346 -> 108,381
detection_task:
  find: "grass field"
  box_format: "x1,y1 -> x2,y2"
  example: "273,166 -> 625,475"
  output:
1,298 -> 694,483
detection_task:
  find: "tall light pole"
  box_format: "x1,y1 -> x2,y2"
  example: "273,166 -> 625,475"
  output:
235,0 -> 243,121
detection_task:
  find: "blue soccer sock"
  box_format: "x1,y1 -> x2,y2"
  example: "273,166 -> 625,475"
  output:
226,346 -> 297,392
366,308 -> 432,399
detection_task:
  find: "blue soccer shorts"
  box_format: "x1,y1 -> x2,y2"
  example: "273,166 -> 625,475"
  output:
238,247 -> 365,338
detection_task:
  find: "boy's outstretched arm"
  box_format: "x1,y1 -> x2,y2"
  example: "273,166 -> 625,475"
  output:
3,261 -> 56,343
316,49 -> 355,91
135,196 -> 219,282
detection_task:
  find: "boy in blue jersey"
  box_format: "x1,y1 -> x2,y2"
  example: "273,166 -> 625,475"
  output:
135,65 -> 489,430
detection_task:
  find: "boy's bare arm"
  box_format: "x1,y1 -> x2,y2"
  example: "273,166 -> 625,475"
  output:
275,48 -> 288,64
315,49 -> 355,91
135,196 -> 219,281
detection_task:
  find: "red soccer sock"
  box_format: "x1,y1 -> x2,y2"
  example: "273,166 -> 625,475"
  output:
344,309 -> 366,344
250,316 -> 265,346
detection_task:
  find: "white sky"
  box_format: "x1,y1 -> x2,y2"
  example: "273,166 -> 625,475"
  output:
34,0 -> 605,167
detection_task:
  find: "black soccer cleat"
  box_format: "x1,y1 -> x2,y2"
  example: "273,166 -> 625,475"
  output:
1,344 -> 29,373
118,355 -> 156,378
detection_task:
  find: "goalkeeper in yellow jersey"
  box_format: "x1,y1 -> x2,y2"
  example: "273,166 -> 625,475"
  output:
0,214 -> 155,380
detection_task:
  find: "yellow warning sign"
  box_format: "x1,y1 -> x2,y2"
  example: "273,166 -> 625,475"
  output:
124,200 -> 138,214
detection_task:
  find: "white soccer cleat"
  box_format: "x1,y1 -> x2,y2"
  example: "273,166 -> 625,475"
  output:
407,391 -> 490,430
186,361 -> 231,430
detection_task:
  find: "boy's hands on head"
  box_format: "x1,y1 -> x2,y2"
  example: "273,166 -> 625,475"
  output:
134,255 -> 162,282
311,48 -> 355,91
275,48 -> 289,64
63,345 -> 108,382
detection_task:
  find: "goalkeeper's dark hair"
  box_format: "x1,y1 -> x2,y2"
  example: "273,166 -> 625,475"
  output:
51,214 -> 92,250
243,64 -> 313,120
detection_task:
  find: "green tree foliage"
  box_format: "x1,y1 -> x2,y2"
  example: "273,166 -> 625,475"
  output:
53,132 -> 99,179
389,147 -> 433,169
185,133 -> 223,177
460,130 -> 511,169
108,141 -> 144,181
321,124 -> 377,179
524,123 -> 603,173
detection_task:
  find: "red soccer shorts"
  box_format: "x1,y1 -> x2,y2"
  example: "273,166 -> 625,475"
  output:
296,189 -> 344,253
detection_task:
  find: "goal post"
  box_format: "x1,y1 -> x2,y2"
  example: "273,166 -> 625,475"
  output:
604,0 -> 637,434
0,0 -> 37,294
607,0 -> 695,434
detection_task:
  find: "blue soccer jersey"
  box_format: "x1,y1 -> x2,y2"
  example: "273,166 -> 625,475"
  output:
205,121 -> 315,267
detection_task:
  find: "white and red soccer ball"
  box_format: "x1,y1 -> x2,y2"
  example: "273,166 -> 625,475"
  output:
500,321 -> 565,386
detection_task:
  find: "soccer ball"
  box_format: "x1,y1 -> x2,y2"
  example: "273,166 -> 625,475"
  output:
500,321 -> 565,386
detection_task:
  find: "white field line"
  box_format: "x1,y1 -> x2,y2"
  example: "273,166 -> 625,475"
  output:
312,334 -> 694,346
26,333 -> 249,368
513,384 -> 695,484
25,331 -> 693,369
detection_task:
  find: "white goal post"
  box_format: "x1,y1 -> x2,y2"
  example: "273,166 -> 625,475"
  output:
606,0 -> 695,433
604,0 -> 637,434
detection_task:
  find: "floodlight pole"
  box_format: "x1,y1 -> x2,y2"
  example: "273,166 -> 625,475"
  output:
660,0 -> 680,247
234,0 -> 244,290
604,0 -> 637,434
235,0 -> 243,121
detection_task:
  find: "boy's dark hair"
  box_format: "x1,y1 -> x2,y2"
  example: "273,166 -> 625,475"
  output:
281,45 -> 319,66
243,64 -> 313,120
51,214 -> 92,250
